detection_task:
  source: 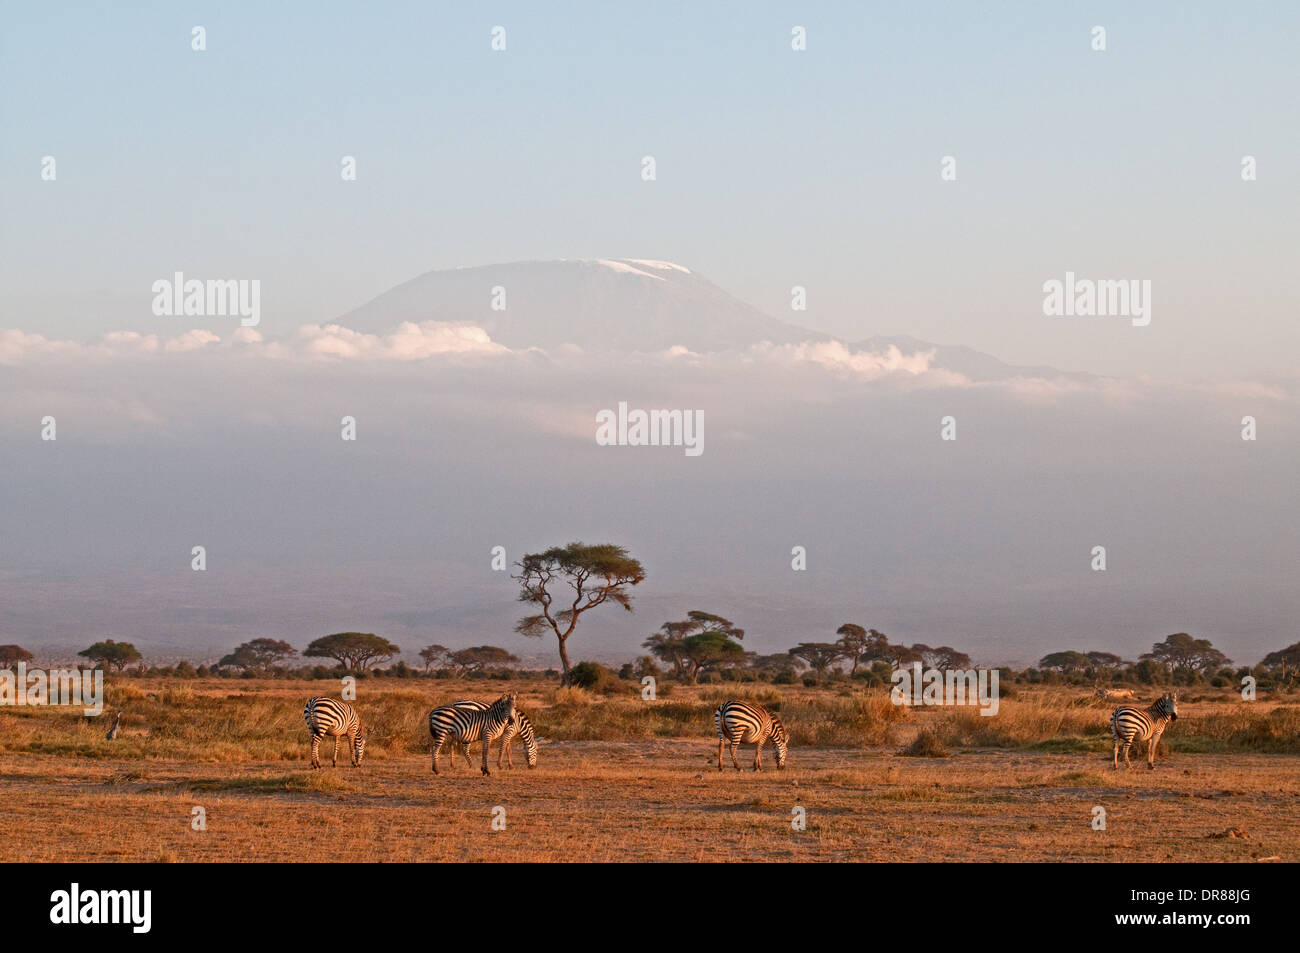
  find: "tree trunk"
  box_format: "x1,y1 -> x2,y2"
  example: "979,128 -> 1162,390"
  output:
557,637 -> 572,684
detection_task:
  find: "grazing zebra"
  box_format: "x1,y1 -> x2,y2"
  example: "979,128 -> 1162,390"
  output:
715,700 -> 788,772
451,699 -> 539,769
429,692 -> 517,776
302,697 -> 367,769
1111,692 -> 1178,770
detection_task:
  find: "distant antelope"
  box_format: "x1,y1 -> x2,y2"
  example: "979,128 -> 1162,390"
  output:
1095,688 -> 1135,700
1111,692 -> 1178,770
302,697 -> 367,768
715,701 -> 788,772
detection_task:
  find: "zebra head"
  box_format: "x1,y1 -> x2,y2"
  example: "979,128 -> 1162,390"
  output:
770,716 -> 789,769
492,692 -> 517,722
353,728 -> 368,765
1158,692 -> 1179,721
518,712 -> 539,768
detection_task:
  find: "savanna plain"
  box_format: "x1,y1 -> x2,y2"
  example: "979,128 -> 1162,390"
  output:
2,678 -> 1297,862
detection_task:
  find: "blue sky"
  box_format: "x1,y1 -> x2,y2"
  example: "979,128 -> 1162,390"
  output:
4,2 -> 1299,377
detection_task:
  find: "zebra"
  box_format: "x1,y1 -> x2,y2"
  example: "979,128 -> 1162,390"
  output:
450,699 -> 539,769
303,697 -> 367,769
429,692 -> 517,776
1111,691 -> 1178,770
715,700 -> 788,772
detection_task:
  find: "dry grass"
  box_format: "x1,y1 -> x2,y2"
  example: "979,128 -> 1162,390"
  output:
2,676 -> 1298,861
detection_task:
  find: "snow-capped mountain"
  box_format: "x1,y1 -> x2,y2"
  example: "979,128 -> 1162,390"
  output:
336,257 -> 1086,380
336,258 -> 829,353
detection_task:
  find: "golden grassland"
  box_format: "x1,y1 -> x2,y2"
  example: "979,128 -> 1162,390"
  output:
1,677 -> 1298,862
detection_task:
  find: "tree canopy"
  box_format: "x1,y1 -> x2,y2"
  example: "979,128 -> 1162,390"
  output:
449,645 -> 519,676
303,632 -> 400,671
788,642 -> 849,677
218,638 -> 296,670
644,611 -> 745,683
1141,633 -> 1229,675
0,645 -> 34,669
418,644 -> 452,672
77,639 -> 142,671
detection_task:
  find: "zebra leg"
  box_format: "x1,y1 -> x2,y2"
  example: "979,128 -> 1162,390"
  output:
310,735 -> 321,769
717,736 -> 724,771
1123,740 -> 1132,770
331,734 -> 340,767
481,735 -> 492,776
753,738 -> 764,772
729,740 -> 742,771
1148,729 -> 1162,769
1112,739 -> 1119,769
432,734 -> 443,774
461,740 -> 474,770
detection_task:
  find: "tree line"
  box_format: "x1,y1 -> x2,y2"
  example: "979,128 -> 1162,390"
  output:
3,541 -> 1297,690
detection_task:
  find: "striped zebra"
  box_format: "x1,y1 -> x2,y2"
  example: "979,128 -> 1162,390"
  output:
302,697 -> 367,769
429,692 -> 517,776
1111,691 -> 1178,770
715,700 -> 789,772
451,699 -> 539,769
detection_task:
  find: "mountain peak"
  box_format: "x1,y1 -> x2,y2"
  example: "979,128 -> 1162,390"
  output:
337,258 -> 820,353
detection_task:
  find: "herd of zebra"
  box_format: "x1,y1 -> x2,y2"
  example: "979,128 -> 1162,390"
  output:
302,694 -> 790,775
301,691 -> 1179,774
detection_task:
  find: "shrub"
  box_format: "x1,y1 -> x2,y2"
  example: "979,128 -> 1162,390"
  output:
901,730 -> 951,758
568,661 -> 613,690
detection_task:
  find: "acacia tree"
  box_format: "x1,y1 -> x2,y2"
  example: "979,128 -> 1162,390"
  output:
304,632 -> 400,672
918,645 -> 972,669
513,542 -> 646,684
1141,633 -> 1229,676
1039,650 -> 1092,674
645,611 -> 744,683
788,642 -> 848,678
449,646 -> 519,676
835,624 -> 870,675
78,639 -> 142,672
0,645 -> 34,669
419,644 -> 452,673
218,638 -> 296,671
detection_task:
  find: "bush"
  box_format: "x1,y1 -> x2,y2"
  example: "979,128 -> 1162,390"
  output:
568,661 -> 613,690
773,670 -> 796,685
900,730 -> 951,758
801,675 -> 819,688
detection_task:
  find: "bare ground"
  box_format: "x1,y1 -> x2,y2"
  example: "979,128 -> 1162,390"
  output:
3,740 -> 1296,862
